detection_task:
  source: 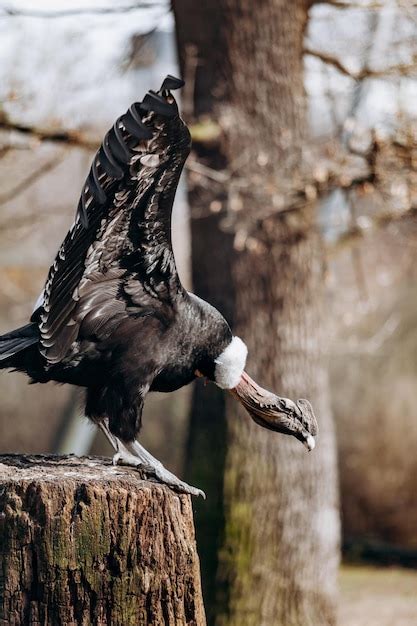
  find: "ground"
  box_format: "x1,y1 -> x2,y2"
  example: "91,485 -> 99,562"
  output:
339,565 -> 417,626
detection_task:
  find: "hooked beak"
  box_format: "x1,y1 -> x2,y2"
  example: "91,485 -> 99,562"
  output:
229,371 -> 318,451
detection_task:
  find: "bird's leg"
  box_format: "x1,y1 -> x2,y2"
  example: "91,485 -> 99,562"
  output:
95,418 -> 119,451
95,419 -> 143,468
96,419 -> 205,498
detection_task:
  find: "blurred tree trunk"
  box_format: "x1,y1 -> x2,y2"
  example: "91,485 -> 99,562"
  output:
173,1 -> 340,625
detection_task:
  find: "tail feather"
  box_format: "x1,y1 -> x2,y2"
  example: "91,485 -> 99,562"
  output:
0,323 -> 39,366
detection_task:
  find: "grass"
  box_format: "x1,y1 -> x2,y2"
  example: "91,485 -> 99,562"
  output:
339,564 -> 417,626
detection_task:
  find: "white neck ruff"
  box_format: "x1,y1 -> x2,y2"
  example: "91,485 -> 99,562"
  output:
214,336 -> 248,389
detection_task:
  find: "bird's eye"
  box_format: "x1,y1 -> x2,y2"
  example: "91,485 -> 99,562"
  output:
140,154 -> 160,167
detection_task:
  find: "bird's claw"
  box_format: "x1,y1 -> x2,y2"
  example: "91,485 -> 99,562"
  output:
112,451 -> 205,498
154,467 -> 206,498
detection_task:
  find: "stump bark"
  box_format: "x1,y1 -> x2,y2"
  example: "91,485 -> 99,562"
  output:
0,454 -> 206,626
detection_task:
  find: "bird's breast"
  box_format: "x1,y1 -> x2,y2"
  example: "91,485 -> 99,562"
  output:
150,365 -> 196,393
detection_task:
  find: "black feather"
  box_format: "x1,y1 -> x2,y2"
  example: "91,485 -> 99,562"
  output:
0,77 -> 233,444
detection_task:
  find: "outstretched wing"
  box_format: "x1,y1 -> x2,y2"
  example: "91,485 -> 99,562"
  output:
34,75 -> 191,364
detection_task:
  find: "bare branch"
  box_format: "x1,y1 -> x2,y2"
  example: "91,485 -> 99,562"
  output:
329,206 -> 417,251
311,1 -> 399,9
186,158 -> 229,183
304,48 -> 417,79
0,3 -> 168,18
304,48 -> 356,79
0,120 -> 97,150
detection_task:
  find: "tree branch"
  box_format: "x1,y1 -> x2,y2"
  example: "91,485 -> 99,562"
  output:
304,48 -> 417,79
311,1 -> 398,9
0,2 -> 168,18
0,120 -> 97,150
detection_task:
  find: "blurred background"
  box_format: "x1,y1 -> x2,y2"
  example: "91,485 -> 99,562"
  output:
0,1 -> 416,625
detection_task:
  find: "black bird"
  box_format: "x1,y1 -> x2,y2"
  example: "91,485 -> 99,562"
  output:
0,76 -> 317,496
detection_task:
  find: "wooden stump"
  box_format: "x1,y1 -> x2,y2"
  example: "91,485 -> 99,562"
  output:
0,454 -> 206,626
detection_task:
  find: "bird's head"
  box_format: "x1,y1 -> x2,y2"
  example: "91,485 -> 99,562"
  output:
201,336 -> 318,450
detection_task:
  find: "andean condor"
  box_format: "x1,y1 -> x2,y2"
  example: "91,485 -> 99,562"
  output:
0,76 -> 317,497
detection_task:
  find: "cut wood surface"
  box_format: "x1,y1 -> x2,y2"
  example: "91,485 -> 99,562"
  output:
0,454 -> 206,626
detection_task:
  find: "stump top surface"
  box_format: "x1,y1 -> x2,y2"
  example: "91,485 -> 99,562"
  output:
0,453 -> 175,494
0,455 -> 205,625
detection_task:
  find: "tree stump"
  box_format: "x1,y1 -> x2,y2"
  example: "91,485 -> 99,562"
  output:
0,454 -> 206,626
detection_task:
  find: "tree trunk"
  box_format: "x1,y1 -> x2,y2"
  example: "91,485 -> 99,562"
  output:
0,454 -> 206,626
173,1 -> 340,625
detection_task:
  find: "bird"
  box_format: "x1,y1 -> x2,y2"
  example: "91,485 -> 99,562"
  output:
0,75 -> 318,497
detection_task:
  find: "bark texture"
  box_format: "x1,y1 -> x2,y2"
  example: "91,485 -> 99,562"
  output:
174,1 -> 340,625
0,454 -> 206,626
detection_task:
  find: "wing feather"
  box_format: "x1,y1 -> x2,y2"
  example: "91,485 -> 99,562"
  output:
37,77 -> 190,364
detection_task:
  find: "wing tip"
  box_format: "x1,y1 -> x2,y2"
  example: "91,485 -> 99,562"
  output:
160,75 -> 185,91
75,74 -> 185,230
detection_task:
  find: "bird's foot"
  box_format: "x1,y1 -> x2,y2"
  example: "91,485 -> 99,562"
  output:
112,446 -> 205,499
96,419 -> 205,498
112,450 -> 145,469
